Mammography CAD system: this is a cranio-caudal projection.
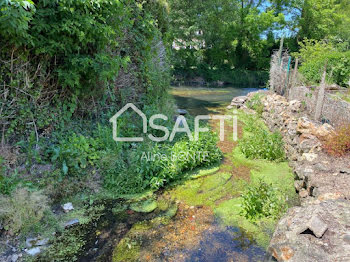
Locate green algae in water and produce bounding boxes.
[112,216,171,262]
[214,197,276,248]
[113,236,141,262]
[130,199,158,213]
[120,190,154,202]
[113,105,298,260]
[169,172,241,207]
[231,147,297,204]
[167,149,296,248]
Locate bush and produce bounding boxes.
[323,124,350,156]
[103,131,222,193]
[48,133,101,176]
[241,180,286,220]
[239,128,285,161]
[296,40,350,87]
[0,188,49,234]
[0,170,21,196]
[0,1,171,144]
[246,93,265,115]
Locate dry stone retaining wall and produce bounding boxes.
[232,92,350,262]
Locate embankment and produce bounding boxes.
[231,92,350,261]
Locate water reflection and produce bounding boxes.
[171,86,260,115]
[186,226,266,262]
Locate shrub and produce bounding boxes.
[239,129,285,161]
[323,124,350,156]
[48,133,101,176]
[0,188,49,234]
[296,40,350,87]
[103,131,223,193]
[241,180,286,220]
[0,169,21,196]
[148,131,223,189]
[0,1,171,144]
[246,93,265,116]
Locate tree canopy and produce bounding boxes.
[168,0,350,83]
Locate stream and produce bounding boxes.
[88,86,296,262]
[171,86,259,115]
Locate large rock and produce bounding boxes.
[62,202,74,213]
[229,96,248,108]
[298,135,321,154]
[268,200,350,262]
[314,124,334,139]
[297,117,334,139]
[297,117,317,135]
[289,100,302,112]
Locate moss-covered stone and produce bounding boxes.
[130,199,158,213]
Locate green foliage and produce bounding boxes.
[41,231,85,262]
[48,133,101,176]
[169,0,350,82]
[39,204,105,261]
[241,179,286,220]
[22,0,129,90]
[140,131,222,190]
[0,188,49,234]
[169,0,285,76]
[239,121,285,162]
[103,131,222,194]
[0,0,35,46]
[295,0,343,40]
[0,169,21,195]
[0,0,171,144]
[246,93,265,115]
[296,40,350,87]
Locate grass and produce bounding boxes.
[334,90,350,103]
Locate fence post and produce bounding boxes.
[288,58,299,98]
[278,36,284,66]
[283,56,292,96]
[315,62,328,121]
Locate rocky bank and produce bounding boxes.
[230,92,350,262]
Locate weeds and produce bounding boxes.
[103,131,223,193]
[239,129,285,161]
[246,93,265,116]
[0,169,21,195]
[0,188,49,234]
[241,180,286,220]
[48,133,101,176]
[323,124,350,156]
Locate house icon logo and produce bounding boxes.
[110,103,238,143]
[109,103,147,142]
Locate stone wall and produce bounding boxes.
[234,92,350,262]
[289,86,350,126]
